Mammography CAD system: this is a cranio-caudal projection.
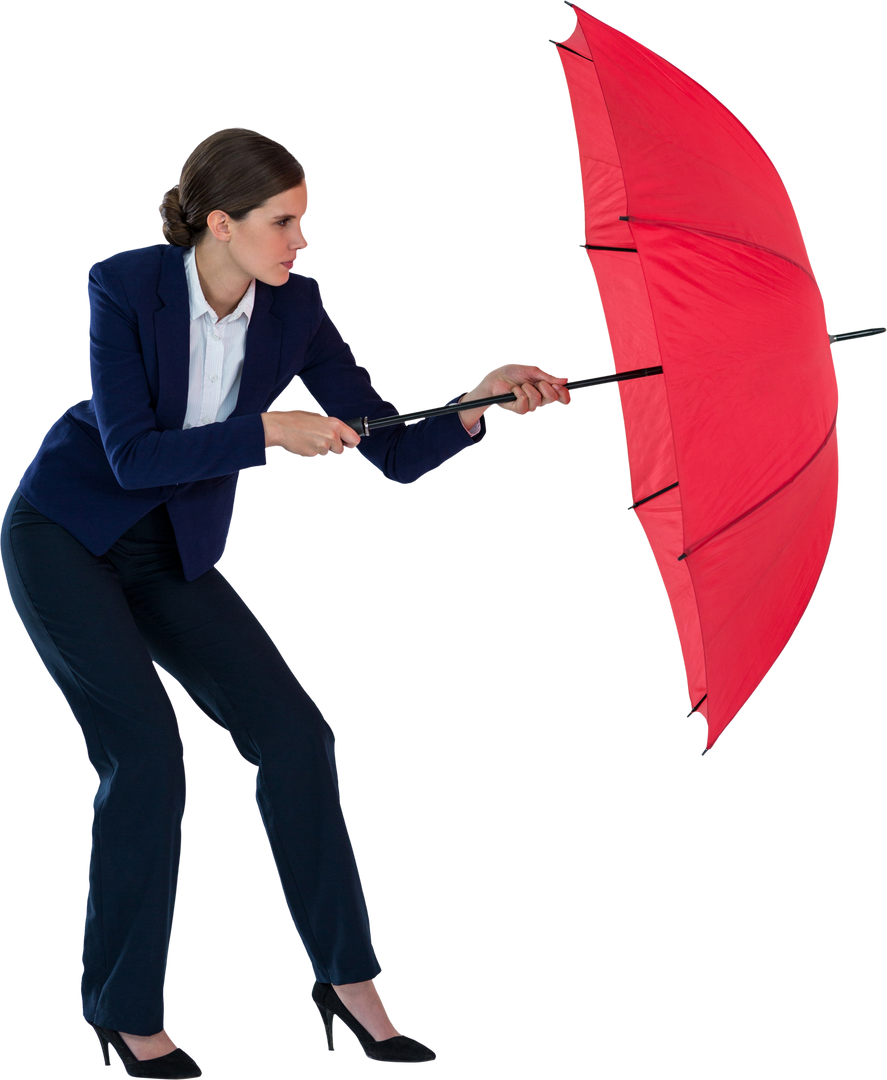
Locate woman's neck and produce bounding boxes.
[193,241,252,318]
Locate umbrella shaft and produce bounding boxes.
[358,364,664,433]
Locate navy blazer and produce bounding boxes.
[20,244,484,580]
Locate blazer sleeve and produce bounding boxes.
[291,278,488,486]
[89,260,267,490]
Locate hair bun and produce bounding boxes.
[156,189,193,249]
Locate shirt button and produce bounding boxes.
[212,333,221,341]
[201,417,212,425]
[209,374,219,382]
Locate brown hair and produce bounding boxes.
[159,128,305,247]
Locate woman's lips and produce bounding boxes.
[282,260,294,269]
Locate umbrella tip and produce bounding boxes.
[702,747,710,756]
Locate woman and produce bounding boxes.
[1,128,570,1078]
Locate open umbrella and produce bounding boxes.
[346,6,881,753]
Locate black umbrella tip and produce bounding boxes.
[701,747,710,756]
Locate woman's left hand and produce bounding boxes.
[457,365,571,432]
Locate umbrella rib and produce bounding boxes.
[678,406,838,565]
[617,212,812,282]
[550,40,592,63]
[622,483,678,511]
[583,243,635,252]
[687,694,707,717]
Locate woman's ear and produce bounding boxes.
[205,209,233,243]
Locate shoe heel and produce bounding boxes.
[313,997,337,1049]
[85,1023,113,1067]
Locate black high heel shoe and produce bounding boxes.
[86,1021,202,1078]
[312,982,436,1062]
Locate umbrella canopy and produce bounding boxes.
[555,6,839,750]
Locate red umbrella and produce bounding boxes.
[346,6,881,752]
[551,4,874,751]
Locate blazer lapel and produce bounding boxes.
[152,247,282,429]
[230,280,282,417]
[154,245,190,431]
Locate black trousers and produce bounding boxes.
[2,491,380,1035]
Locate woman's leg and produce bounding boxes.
[1,493,186,1036]
[118,532,381,988]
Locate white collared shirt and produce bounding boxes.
[182,246,256,430]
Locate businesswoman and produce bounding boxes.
[1,128,570,1078]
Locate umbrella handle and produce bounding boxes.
[345,390,530,436]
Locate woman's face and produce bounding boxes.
[222,182,308,286]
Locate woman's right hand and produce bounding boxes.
[261,410,361,456]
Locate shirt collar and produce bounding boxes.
[183,245,256,325]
